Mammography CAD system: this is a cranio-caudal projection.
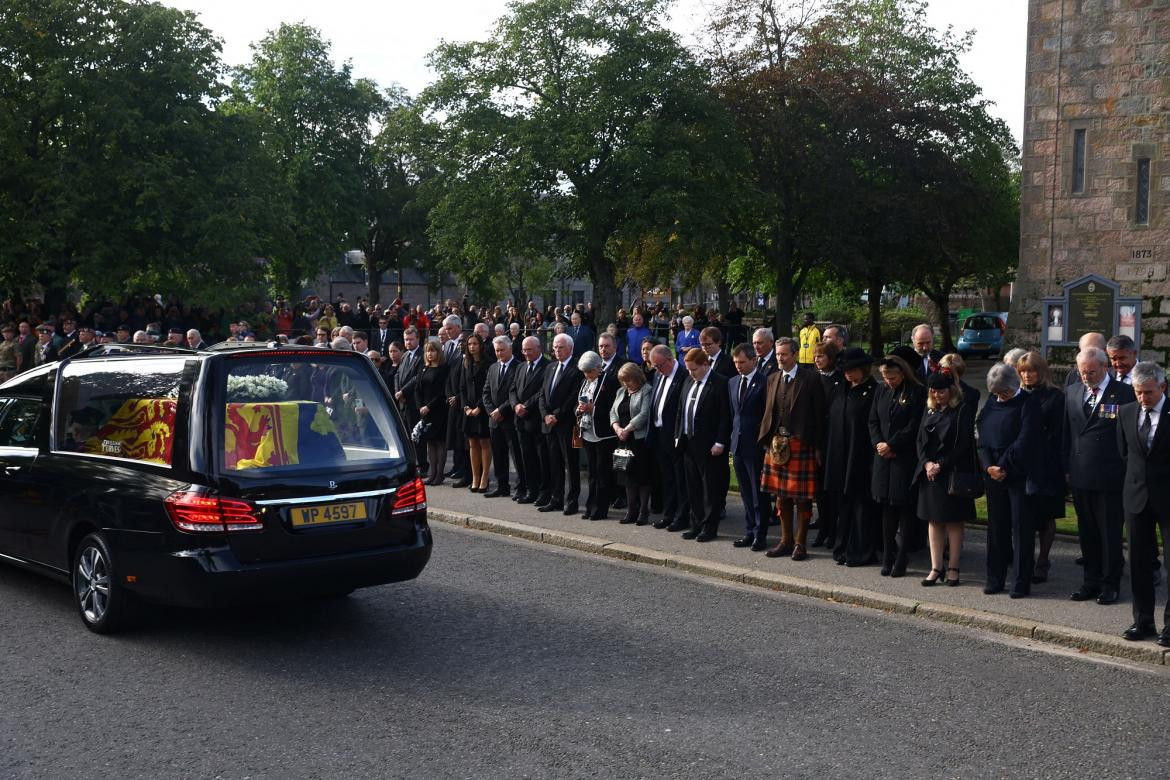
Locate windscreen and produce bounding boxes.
[221,354,404,474]
[964,316,999,331]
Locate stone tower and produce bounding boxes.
[1011,0,1170,361]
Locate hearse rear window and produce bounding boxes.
[220,355,404,474]
[55,358,185,465]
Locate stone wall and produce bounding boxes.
[1011,0,1170,363]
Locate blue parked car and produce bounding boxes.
[956,312,1006,358]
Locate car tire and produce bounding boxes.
[73,532,139,634]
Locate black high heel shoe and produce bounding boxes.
[921,568,943,586]
[945,567,961,587]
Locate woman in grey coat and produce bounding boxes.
[610,361,654,524]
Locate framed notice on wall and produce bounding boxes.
[1041,274,1142,357]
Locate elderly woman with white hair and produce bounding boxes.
[977,362,1042,598]
[1002,347,1027,367]
[576,350,619,520]
[675,315,699,360]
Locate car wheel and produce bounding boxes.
[73,532,139,634]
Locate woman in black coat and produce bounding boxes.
[811,340,845,549]
[1016,351,1066,584]
[915,371,978,586]
[977,362,1041,598]
[869,355,926,577]
[461,333,492,492]
[824,348,880,567]
[415,339,450,485]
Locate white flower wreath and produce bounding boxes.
[226,374,289,402]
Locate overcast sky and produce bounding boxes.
[170,0,1028,144]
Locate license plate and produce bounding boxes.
[971,343,988,350]
[290,501,368,527]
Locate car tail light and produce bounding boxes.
[166,490,264,533]
[391,478,427,516]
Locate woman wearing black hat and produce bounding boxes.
[915,369,978,586]
[869,354,926,577]
[824,347,880,566]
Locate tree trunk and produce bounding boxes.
[932,290,956,351]
[772,272,795,339]
[588,248,621,327]
[716,280,731,319]
[867,273,883,357]
[366,263,382,306]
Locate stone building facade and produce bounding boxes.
[1011,0,1170,362]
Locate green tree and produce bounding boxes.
[420,0,737,324]
[225,23,384,302]
[0,0,268,309]
[355,89,433,306]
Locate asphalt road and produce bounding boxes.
[2,524,1168,779]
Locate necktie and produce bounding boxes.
[528,361,535,378]
[785,372,792,385]
[1140,409,1153,450]
[1084,387,1097,417]
[739,374,748,405]
[686,381,701,435]
[551,361,563,391]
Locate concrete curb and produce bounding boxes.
[428,509,1170,668]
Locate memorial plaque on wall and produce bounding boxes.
[1067,278,1116,337]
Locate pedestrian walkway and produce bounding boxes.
[426,484,1170,666]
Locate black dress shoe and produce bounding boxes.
[1123,622,1157,641]
[581,510,594,520]
[666,522,688,532]
[483,487,509,498]
[534,494,551,507]
[695,531,716,542]
[1158,629,1170,648]
[681,530,699,540]
[751,538,768,552]
[983,583,1004,595]
[1009,589,1029,599]
[1069,587,1101,602]
[612,497,627,510]
[538,503,563,513]
[591,513,609,521]
[562,503,579,516]
[1096,589,1120,605]
[451,479,471,489]
[732,535,755,548]
[515,495,535,504]
[619,515,635,524]
[653,518,672,529]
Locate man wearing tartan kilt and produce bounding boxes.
[757,337,828,561]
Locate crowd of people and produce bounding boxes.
[4,291,1168,646]
[386,312,1169,649]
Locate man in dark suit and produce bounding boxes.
[510,336,549,504]
[752,327,777,377]
[1117,361,1170,645]
[539,333,582,515]
[370,314,393,356]
[569,311,595,358]
[394,327,427,473]
[729,343,769,550]
[647,344,689,531]
[700,326,736,379]
[674,347,732,542]
[910,323,942,384]
[482,335,523,498]
[1066,346,1134,604]
[597,332,629,509]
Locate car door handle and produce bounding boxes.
[4,466,22,475]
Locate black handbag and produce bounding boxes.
[612,447,634,471]
[946,470,984,499]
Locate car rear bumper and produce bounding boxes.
[111,523,433,607]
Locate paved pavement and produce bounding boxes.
[1,523,1167,778]
[426,482,1168,662]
